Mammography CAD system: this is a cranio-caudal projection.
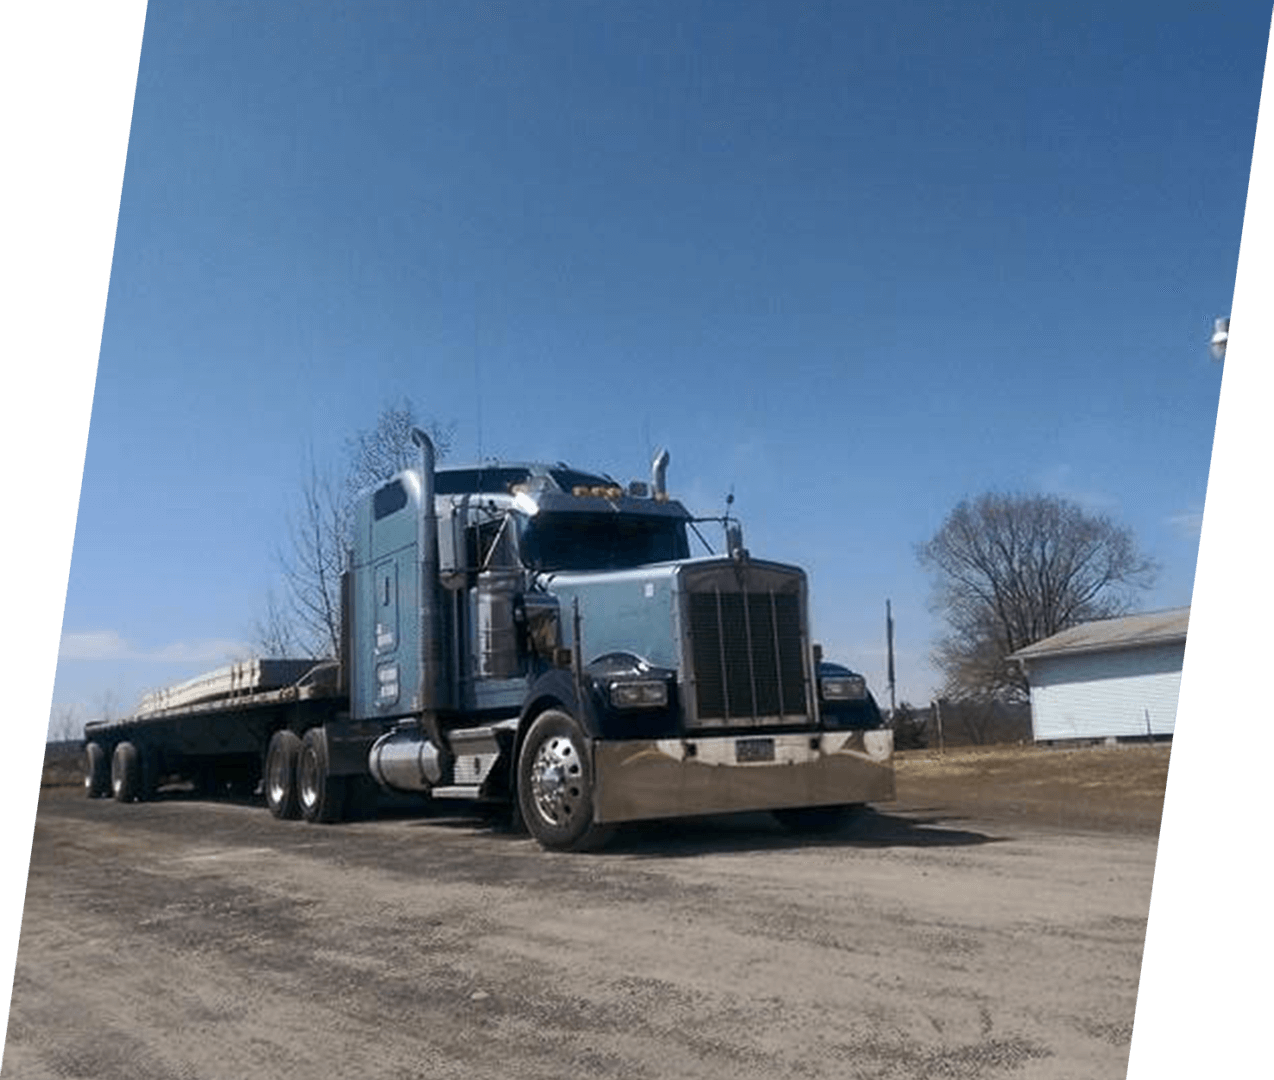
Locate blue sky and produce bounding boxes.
[48,0,1265,729]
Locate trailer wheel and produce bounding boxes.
[111,742,140,803]
[264,730,301,820]
[84,742,109,798]
[517,710,612,852]
[771,804,860,835]
[297,728,346,824]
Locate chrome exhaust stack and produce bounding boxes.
[651,448,669,498]
[412,427,443,716]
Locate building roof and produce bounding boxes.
[1009,607,1190,663]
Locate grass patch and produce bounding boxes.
[893,742,1171,834]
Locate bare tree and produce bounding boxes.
[259,400,453,658]
[47,703,81,744]
[341,401,455,506]
[95,689,121,724]
[918,492,1157,702]
[891,701,927,751]
[275,458,348,658]
[253,586,300,660]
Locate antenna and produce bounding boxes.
[474,346,483,464]
[719,486,746,559]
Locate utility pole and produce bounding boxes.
[885,599,897,722]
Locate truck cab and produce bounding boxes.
[346,435,893,849]
[349,460,693,720]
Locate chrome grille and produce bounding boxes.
[687,587,807,726]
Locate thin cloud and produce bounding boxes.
[1035,464,1119,513]
[1168,508,1205,539]
[150,638,253,663]
[59,631,251,664]
[58,630,132,661]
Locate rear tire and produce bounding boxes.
[84,742,109,798]
[111,742,140,803]
[297,728,346,824]
[264,730,302,820]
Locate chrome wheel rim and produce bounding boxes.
[267,751,289,807]
[297,749,317,810]
[529,734,584,826]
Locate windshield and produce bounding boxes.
[435,467,531,495]
[519,512,689,572]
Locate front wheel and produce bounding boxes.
[517,710,612,852]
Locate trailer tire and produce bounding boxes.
[517,709,612,852]
[111,742,140,803]
[771,804,860,835]
[297,728,346,824]
[84,742,109,798]
[265,730,302,820]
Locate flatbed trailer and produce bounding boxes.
[83,661,345,802]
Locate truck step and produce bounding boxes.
[430,785,482,800]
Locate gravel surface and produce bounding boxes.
[5,786,1157,1079]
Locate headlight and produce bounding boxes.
[820,676,867,701]
[608,679,669,709]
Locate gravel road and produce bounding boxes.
[5,788,1156,1079]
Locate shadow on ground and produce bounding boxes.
[129,786,1003,856]
[395,804,1001,856]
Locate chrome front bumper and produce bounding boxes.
[591,729,895,824]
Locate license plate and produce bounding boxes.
[736,737,775,763]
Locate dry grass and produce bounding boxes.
[40,742,83,789]
[894,742,1171,834]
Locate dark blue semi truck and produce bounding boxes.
[84,432,894,850]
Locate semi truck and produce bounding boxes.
[83,432,894,850]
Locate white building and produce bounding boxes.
[1009,608,1189,742]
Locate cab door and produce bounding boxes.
[353,476,420,718]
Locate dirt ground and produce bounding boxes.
[6,744,1168,1079]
